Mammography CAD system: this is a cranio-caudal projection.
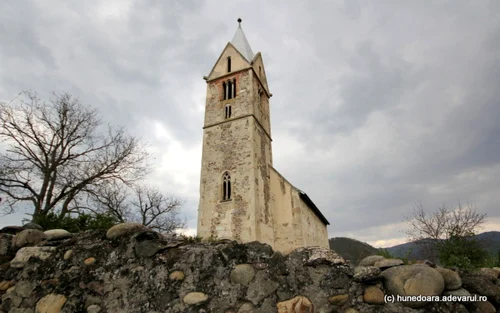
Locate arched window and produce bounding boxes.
[225,105,232,119]
[227,57,231,73]
[222,171,231,200]
[222,82,227,100]
[227,80,233,99]
[233,78,236,97]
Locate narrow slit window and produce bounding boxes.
[233,79,236,97]
[222,82,227,100]
[225,105,232,119]
[222,171,231,200]
[227,80,233,99]
[227,57,231,72]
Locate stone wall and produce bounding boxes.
[2,223,498,313]
[270,167,329,252]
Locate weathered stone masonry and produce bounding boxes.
[197,21,330,253]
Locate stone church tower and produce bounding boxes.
[198,19,329,253]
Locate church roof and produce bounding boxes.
[231,19,254,62]
[298,190,330,226]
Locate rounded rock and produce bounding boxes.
[467,301,496,313]
[443,288,470,297]
[374,258,404,269]
[0,280,14,292]
[22,222,43,231]
[305,246,346,265]
[461,276,500,303]
[0,225,25,235]
[36,293,67,313]
[106,223,148,240]
[277,296,313,312]
[15,280,35,297]
[353,266,381,282]
[10,246,56,268]
[435,267,462,290]
[382,264,445,308]
[358,255,385,267]
[87,305,101,313]
[12,229,46,249]
[183,292,208,305]
[44,229,71,240]
[63,250,73,260]
[237,302,254,313]
[169,270,185,281]
[328,294,349,305]
[230,264,256,286]
[363,285,385,304]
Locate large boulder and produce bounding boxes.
[106,223,148,240]
[10,246,57,268]
[22,222,43,231]
[461,275,500,304]
[0,226,24,235]
[353,266,381,282]
[382,264,445,308]
[358,255,384,267]
[44,229,72,241]
[435,267,462,290]
[12,229,46,250]
[291,246,345,266]
[374,258,404,269]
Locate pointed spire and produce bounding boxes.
[231,18,254,62]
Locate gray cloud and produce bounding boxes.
[1,0,499,245]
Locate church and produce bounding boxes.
[197,19,329,253]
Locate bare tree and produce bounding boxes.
[404,202,487,261]
[86,182,185,233]
[0,91,150,220]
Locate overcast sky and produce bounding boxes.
[1,0,499,247]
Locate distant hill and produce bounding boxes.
[330,231,500,265]
[329,237,378,265]
[385,231,500,259]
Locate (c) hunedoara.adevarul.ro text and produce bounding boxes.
[384,294,487,303]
